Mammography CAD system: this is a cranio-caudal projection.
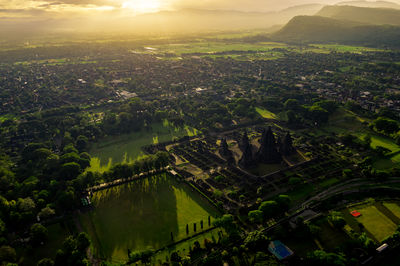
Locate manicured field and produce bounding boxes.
[310,44,384,53]
[255,107,279,120]
[383,203,400,219]
[80,173,220,263]
[344,205,398,242]
[88,121,198,171]
[151,42,287,55]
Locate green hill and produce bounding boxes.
[336,1,400,9]
[272,15,400,47]
[316,5,400,26]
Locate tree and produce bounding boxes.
[213,214,236,235]
[284,99,300,111]
[258,201,279,219]
[307,105,329,124]
[0,245,16,263]
[76,232,90,253]
[373,117,399,134]
[289,177,302,187]
[18,197,36,212]
[358,232,375,251]
[308,223,321,236]
[60,162,82,180]
[328,211,346,229]
[248,210,263,224]
[37,258,54,266]
[276,195,291,211]
[30,223,48,245]
[76,135,88,152]
[128,249,154,264]
[0,219,5,235]
[243,230,269,251]
[307,250,347,266]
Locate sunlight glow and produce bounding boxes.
[122,0,161,13]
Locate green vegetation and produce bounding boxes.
[287,183,315,204]
[152,227,224,264]
[150,42,286,56]
[255,107,279,120]
[18,222,74,265]
[383,203,400,219]
[368,134,400,153]
[80,173,219,262]
[343,203,399,242]
[88,121,198,170]
[310,44,384,53]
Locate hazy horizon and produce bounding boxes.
[2,0,400,19]
[1,0,400,38]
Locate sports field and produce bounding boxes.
[87,121,199,172]
[79,173,220,262]
[342,202,400,242]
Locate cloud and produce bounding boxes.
[169,0,336,11]
[31,0,118,6]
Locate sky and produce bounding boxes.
[0,0,399,20]
[0,0,379,18]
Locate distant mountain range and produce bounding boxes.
[336,0,400,9]
[2,1,400,44]
[272,5,400,47]
[125,5,324,33]
[316,5,400,25]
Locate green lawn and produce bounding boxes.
[255,107,279,120]
[392,153,400,163]
[287,184,315,205]
[310,44,384,53]
[318,178,340,189]
[346,205,398,242]
[151,42,286,55]
[80,173,220,263]
[368,135,400,153]
[87,121,199,172]
[373,156,400,170]
[383,203,400,220]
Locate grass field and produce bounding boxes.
[148,42,287,55]
[318,178,340,189]
[287,183,315,205]
[383,203,400,220]
[87,121,199,172]
[80,173,220,263]
[255,107,279,120]
[310,44,384,53]
[343,203,399,243]
[369,135,400,153]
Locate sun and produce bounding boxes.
[122,0,161,13]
